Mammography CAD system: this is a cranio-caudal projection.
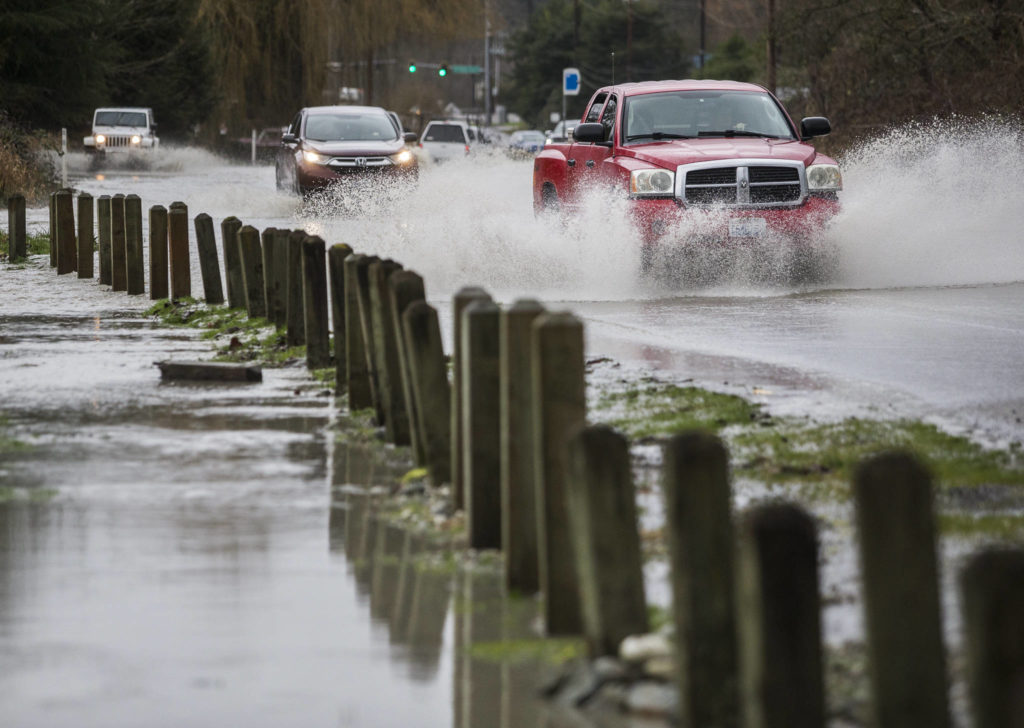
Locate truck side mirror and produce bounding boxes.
[282,133,298,145]
[800,117,831,139]
[573,122,606,144]
[403,132,418,143]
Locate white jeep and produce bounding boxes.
[83,107,160,153]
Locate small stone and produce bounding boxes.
[626,681,678,718]
[592,656,627,682]
[620,632,672,663]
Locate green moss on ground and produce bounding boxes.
[0,229,51,259]
[469,638,585,666]
[939,513,1024,540]
[0,486,58,504]
[595,383,761,438]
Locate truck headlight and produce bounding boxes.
[807,163,842,192]
[130,135,141,145]
[390,149,414,165]
[95,134,106,145]
[302,150,329,164]
[630,168,675,196]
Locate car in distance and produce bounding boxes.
[544,119,577,145]
[83,107,159,154]
[507,130,547,158]
[532,80,841,278]
[417,120,471,163]
[275,105,418,196]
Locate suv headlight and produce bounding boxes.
[630,168,675,196]
[302,150,329,164]
[130,135,142,145]
[390,149,414,165]
[95,134,106,145]
[807,163,842,192]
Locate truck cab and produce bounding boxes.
[84,108,160,154]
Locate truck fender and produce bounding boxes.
[533,147,570,214]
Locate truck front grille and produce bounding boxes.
[104,136,133,148]
[679,161,805,207]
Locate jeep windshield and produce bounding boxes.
[623,90,795,143]
[304,113,398,143]
[95,111,148,127]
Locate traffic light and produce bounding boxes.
[438,64,448,77]
[408,61,417,73]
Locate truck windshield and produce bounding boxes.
[623,91,795,142]
[304,113,398,142]
[95,111,148,127]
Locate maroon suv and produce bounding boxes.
[275,105,418,196]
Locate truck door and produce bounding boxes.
[567,93,617,204]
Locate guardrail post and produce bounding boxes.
[148,206,168,299]
[302,235,330,369]
[369,259,408,443]
[663,431,739,728]
[389,270,426,462]
[285,230,306,345]
[500,298,545,594]
[567,424,648,656]
[220,216,244,308]
[736,502,823,728]
[854,452,949,728]
[402,301,451,486]
[194,213,223,304]
[7,193,26,262]
[354,255,384,423]
[76,192,93,277]
[124,194,145,295]
[533,311,586,635]
[263,228,287,325]
[55,189,76,275]
[960,548,1024,728]
[168,201,191,299]
[452,287,492,511]
[343,253,373,409]
[463,299,502,549]
[327,243,353,393]
[48,192,57,267]
[97,195,112,285]
[237,225,266,318]
[111,194,128,289]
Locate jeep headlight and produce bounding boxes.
[302,150,329,164]
[95,134,106,145]
[630,168,675,196]
[806,163,842,192]
[390,149,414,165]
[130,135,141,145]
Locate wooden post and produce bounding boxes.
[736,502,823,728]
[451,287,492,511]
[354,254,383,424]
[533,311,586,635]
[343,253,373,410]
[960,548,1024,728]
[369,259,408,443]
[76,192,93,277]
[286,230,306,345]
[168,201,191,299]
[194,213,224,304]
[302,235,330,369]
[262,227,287,325]
[402,301,451,486]
[463,299,502,550]
[220,216,244,308]
[55,190,76,275]
[111,194,127,289]
[567,424,648,656]
[124,194,145,295]
[148,206,169,300]
[663,431,739,728]
[388,270,427,462]
[854,452,949,728]
[48,192,56,267]
[328,243,353,393]
[97,195,112,285]
[237,225,266,318]
[7,193,26,261]
[500,298,546,595]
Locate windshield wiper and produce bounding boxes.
[697,130,782,138]
[625,132,694,141]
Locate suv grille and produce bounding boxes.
[104,136,133,148]
[681,163,803,207]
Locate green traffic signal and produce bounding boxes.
[408,62,417,73]
[438,65,448,77]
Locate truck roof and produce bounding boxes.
[94,107,153,113]
[602,79,770,97]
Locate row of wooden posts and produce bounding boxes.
[10,189,1024,728]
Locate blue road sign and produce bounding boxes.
[563,67,581,96]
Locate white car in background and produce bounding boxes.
[83,107,160,154]
[417,120,471,162]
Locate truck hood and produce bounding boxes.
[625,138,824,168]
[306,140,404,156]
[93,125,151,134]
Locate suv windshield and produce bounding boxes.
[423,124,467,143]
[623,90,795,142]
[304,113,397,142]
[95,111,148,127]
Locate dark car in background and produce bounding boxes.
[275,105,418,196]
[507,130,546,158]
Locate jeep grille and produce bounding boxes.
[678,160,805,207]
[103,135,134,148]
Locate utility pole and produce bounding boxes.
[626,0,633,82]
[699,0,706,72]
[484,0,491,125]
[767,0,777,94]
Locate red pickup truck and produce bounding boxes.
[533,80,842,277]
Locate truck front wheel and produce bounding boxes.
[537,183,560,217]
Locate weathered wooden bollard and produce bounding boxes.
[301,235,330,369]
[960,548,1024,728]
[343,253,373,410]
[148,206,168,299]
[354,254,383,424]
[124,194,145,295]
[55,190,76,275]
[663,431,739,728]
[194,213,224,304]
[220,216,244,308]
[262,228,287,326]
[76,192,93,277]
[237,225,266,318]
[533,311,587,635]
[285,230,306,346]
[854,452,949,728]
[7,193,26,261]
[500,298,546,594]
[463,299,502,549]
[451,287,492,511]
[736,502,823,728]
[48,192,57,267]
[388,270,427,461]
[168,201,191,299]
[97,195,112,285]
[327,244,353,392]
[402,301,451,486]
[369,259,408,443]
[567,424,648,656]
[110,194,127,290]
